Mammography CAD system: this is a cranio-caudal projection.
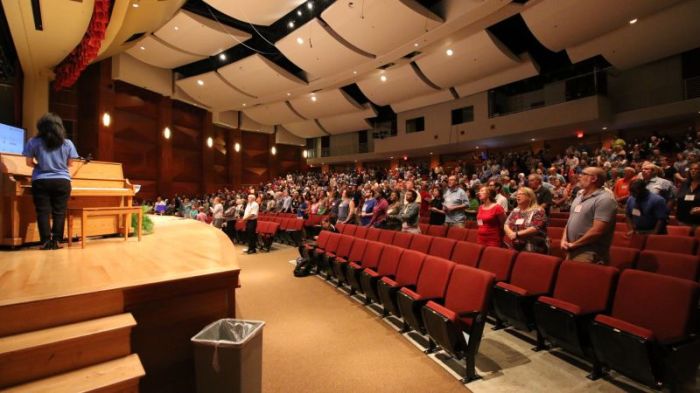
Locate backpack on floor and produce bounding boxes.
[293,257,313,277]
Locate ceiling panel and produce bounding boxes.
[203,0,306,26]
[243,101,305,125]
[321,0,442,56]
[240,113,274,133]
[275,18,374,81]
[288,89,362,119]
[318,105,376,134]
[357,62,438,106]
[218,54,306,99]
[521,0,683,52]
[176,71,255,110]
[455,56,539,98]
[391,90,455,113]
[567,0,700,70]
[126,35,205,69]
[415,30,519,89]
[155,10,251,57]
[282,119,328,138]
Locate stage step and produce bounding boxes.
[0,354,145,393]
[0,314,137,389]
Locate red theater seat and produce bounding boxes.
[422,265,495,383]
[666,225,691,236]
[377,250,427,318]
[590,270,700,389]
[377,229,396,245]
[612,233,646,250]
[360,245,403,304]
[644,235,697,255]
[342,224,357,236]
[397,256,455,333]
[365,227,381,241]
[492,252,561,331]
[608,246,639,270]
[408,234,433,254]
[354,225,368,239]
[347,241,384,295]
[534,262,618,376]
[318,233,342,278]
[428,237,457,260]
[328,235,355,284]
[636,250,700,281]
[427,225,447,237]
[449,241,483,268]
[392,232,414,249]
[477,247,517,282]
[333,238,368,285]
[419,223,429,234]
[336,222,346,234]
[465,229,478,243]
[446,227,469,241]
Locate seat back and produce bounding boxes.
[552,261,618,314]
[611,233,646,249]
[428,237,457,260]
[465,229,478,243]
[549,218,568,227]
[636,250,700,281]
[614,222,627,232]
[450,241,483,267]
[361,241,385,270]
[376,245,404,276]
[392,232,414,249]
[393,250,427,286]
[343,224,358,236]
[267,222,280,234]
[316,230,331,248]
[347,238,368,262]
[645,235,697,255]
[509,252,562,295]
[325,232,342,254]
[611,270,700,342]
[336,222,346,234]
[478,247,517,282]
[335,235,355,259]
[255,221,268,234]
[415,256,456,299]
[666,225,691,237]
[427,225,447,237]
[409,234,433,254]
[443,266,495,320]
[419,223,429,234]
[608,246,639,270]
[446,227,468,241]
[378,229,396,244]
[279,218,291,230]
[365,227,381,241]
[354,225,369,239]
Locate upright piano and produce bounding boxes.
[0,153,136,246]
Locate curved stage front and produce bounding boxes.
[0,215,241,392]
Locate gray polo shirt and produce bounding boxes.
[646,176,676,202]
[443,186,468,224]
[566,188,617,257]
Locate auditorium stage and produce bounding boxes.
[0,215,241,392]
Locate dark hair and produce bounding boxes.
[36,113,66,151]
[480,186,497,202]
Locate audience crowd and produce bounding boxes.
[146,129,700,263]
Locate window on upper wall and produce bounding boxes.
[405,117,424,134]
[451,105,474,125]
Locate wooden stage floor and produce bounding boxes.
[0,215,240,306]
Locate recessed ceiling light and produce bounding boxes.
[196,80,204,86]
[219,53,226,61]
[629,18,638,24]
[288,21,295,28]
[132,2,139,8]
[353,70,357,75]
[380,75,387,82]
[530,138,536,141]
[242,103,247,107]
[174,26,179,31]
[139,46,145,50]
[414,43,419,47]
[296,37,304,45]
[446,49,454,56]
[287,92,291,96]
[311,95,317,102]
[297,10,302,16]
[307,1,313,10]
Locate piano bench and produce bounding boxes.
[67,207,143,248]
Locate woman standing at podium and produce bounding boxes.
[22,113,79,250]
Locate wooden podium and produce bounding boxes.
[0,153,136,246]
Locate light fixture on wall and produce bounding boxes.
[302,150,308,158]
[102,112,111,127]
[271,146,277,155]
[163,127,171,139]
[207,137,214,148]
[234,142,241,152]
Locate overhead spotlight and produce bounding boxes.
[446,48,454,56]
[242,103,247,107]
[234,142,241,152]
[296,37,304,45]
[297,10,302,16]
[353,70,357,75]
[629,18,638,24]
[174,26,179,31]
[197,80,204,86]
[475,146,479,149]
[207,137,213,148]
[287,92,291,96]
[311,95,317,102]
[288,21,295,28]
[139,46,145,50]
[380,75,387,82]
[163,127,171,139]
[414,43,419,47]
[307,1,313,10]
[132,1,140,8]
[219,53,226,61]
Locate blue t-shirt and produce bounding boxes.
[22,137,79,181]
[626,193,668,232]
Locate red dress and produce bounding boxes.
[477,204,505,247]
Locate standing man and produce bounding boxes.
[528,174,553,216]
[561,167,618,263]
[443,175,469,227]
[625,179,668,235]
[242,194,259,254]
[641,162,676,210]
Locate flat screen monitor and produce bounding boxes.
[0,123,25,154]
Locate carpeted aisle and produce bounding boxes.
[234,245,469,393]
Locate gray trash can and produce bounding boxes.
[192,319,265,393]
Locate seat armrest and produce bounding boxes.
[457,310,481,318]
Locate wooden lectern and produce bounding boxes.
[0,153,136,246]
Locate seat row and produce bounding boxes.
[305,229,700,390]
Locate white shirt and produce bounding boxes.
[210,203,224,219]
[243,201,259,220]
[495,193,509,212]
